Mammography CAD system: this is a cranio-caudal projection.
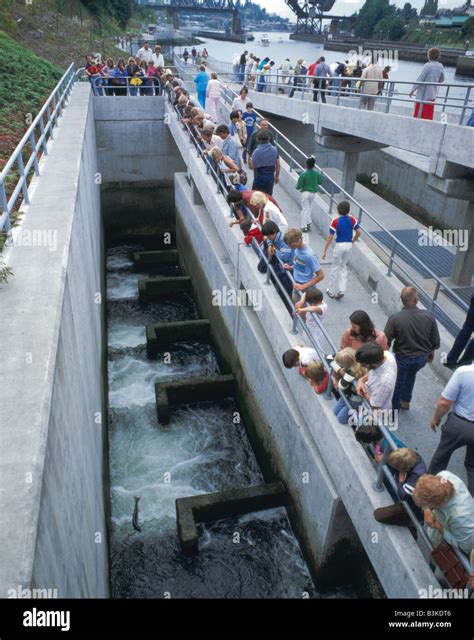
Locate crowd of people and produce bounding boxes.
[169,73,474,586]
[182,47,473,124]
[84,44,171,95]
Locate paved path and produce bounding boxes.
[271,179,466,484]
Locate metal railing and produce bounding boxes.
[211,70,474,125]
[77,68,163,96]
[175,54,474,125]
[173,55,469,336]
[0,64,77,240]
[167,82,473,588]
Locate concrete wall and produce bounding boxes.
[247,89,474,168]
[168,106,439,597]
[93,97,185,186]
[176,177,363,589]
[0,84,108,597]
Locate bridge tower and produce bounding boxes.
[285,0,336,36]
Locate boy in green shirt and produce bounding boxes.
[296,156,324,233]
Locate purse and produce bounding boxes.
[431,541,469,589]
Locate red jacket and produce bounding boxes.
[244,225,264,246]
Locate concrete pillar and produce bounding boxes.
[452,201,474,286]
[342,151,359,196]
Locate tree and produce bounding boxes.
[398,2,417,22]
[461,16,474,38]
[353,0,391,38]
[374,15,406,40]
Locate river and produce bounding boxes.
[183,30,472,86]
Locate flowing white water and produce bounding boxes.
[106,242,353,599]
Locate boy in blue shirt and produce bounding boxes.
[322,200,361,300]
[283,228,324,302]
[262,220,294,299]
[243,102,257,164]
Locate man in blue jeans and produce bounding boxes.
[384,286,440,411]
[445,293,474,369]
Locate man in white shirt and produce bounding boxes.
[136,42,153,64]
[429,363,474,495]
[152,45,164,69]
[360,58,383,111]
[356,343,397,412]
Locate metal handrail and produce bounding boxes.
[213,70,473,123]
[209,80,470,330]
[168,67,474,583]
[0,64,77,238]
[76,69,163,96]
[174,53,470,333]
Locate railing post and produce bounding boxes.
[0,180,8,217]
[460,86,471,126]
[387,241,397,277]
[328,182,334,215]
[358,206,363,224]
[39,114,48,155]
[385,81,394,114]
[17,153,29,204]
[441,84,450,114]
[30,131,40,176]
[430,281,441,312]
[291,313,298,335]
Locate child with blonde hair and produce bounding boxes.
[327,347,366,424]
[304,360,329,394]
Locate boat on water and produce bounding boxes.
[278,37,284,44]
[260,34,270,46]
[246,33,255,41]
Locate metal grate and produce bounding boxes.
[371,229,455,279]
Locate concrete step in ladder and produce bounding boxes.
[155,374,235,425]
[176,482,288,555]
[133,249,179,271]
[146,319,211,359]
[138,276,192,303]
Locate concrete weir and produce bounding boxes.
[133,249,179,270]
[155,375,236,425]
[146,319,211,359]
[138,275,192,302]
[176,483,288,555]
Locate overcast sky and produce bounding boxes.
[256,0,464,19]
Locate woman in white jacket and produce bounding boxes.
[206,72,222,123]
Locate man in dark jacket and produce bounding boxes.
[374,447,427,526]
[384,286,440,411]
[445,293,474,369]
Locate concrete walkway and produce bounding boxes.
[271,179,466,485]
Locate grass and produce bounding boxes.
[0,0,139,281]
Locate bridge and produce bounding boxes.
[140,0,242,33]
[285,0,356,38]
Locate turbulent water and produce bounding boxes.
[106,243,352,599]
